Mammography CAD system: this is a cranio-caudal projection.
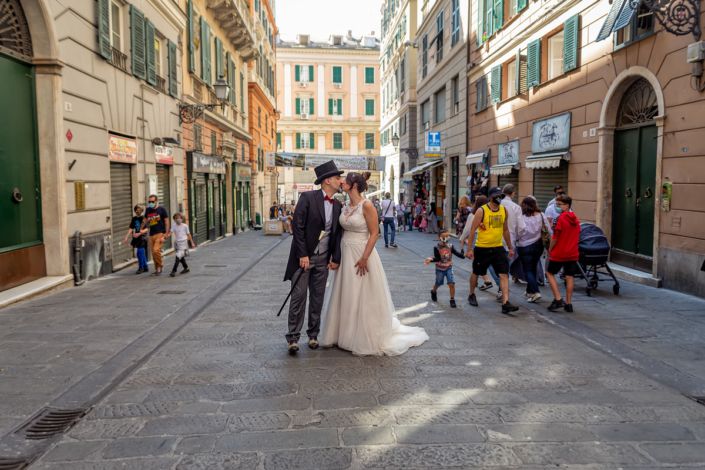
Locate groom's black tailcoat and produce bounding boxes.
[284,190,344,282]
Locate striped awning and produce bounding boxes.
[466,150,489,165]
[403,159,444,177]
[525,152,570,169]
[596,0,638,41]
[490,162,520,176]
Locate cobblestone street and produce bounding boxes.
[2,230,705,469]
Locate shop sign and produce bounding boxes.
[266,152,382,171]
[294,183,315,192]
[425,131,442,157]
[498,140,519,165]
[190,152,227,174]
[532,112,571,153]
[108,135,137,163]
[155,145,174,165]
[236,163,252,181]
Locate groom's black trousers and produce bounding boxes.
[286,252,329,342]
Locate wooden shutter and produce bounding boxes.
[517,0,527,12]
[215,37,223,78]
[328,98,333,115]
[295,98,300,115]
[130,6,146,79]
[527,39,541,88]
[515,49,528,95]
[309,133,315,149]
[563,15,580,73]
[309,65,314,81]
[337,98,342,115]
[475,76,487,112]
[145,20,156,85]
[98,0,111,59]
[486,0,494,36]
[309,98,314,115]
[477,0,485,44]
[168,40,178,97]
[295,65,300,81]
[296,132,301,149]
[493,0,503,32]
[200,18,210,84]
[490,65,501,103]
[187,0,195,72]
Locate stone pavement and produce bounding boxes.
[12,229,704,469]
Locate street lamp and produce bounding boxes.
[179,75,231,124]
[391,133,418,158]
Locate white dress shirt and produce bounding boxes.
[501,196,525,246]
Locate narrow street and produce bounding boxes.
[1,230,705,469]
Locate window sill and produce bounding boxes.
[613,31,656,52]
[529,69,576,92]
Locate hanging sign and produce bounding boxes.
[235,163,252,182]
[190,152,227,174]
[154,145,174,165]
[498,140,520,165]
[425,131,442,157]
[108,135,137,163]
[531,112,571,153]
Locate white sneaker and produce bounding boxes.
[528,293,542,303]
[496,290,503,302]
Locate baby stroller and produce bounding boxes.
[576,223,620,296]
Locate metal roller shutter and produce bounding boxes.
[110,163,134,267]
[156,165,172,249]
[193,173,208,244]
[498,172,519,202]
[532,163,568,211]
[213,175,222,238]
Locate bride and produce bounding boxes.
[320,171,429,356]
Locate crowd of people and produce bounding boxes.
[270,202,294,234]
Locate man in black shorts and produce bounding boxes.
[546,194,581,312]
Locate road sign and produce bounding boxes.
[425,131,441,157]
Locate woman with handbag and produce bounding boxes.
[516,196,552,303]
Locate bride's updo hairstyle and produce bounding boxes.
[346,171,371,193]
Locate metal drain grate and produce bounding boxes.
[0,458,29,470]
[157,290,186,295]
[19,407,87,440]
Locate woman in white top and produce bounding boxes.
[516,196,552,303]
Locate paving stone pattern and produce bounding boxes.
[4,230,705,468]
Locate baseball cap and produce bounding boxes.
[488,186,503,197]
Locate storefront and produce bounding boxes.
[188,152,227,244]
[233,162,252,233]
[491,140,521,201]
[155,146,173,249]
[526,113,571,210]
[108,134,137,267]
[465,149,490,202]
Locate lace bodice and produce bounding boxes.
[340,202,369,234]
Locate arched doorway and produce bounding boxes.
[611,78,658,271]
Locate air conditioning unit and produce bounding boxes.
[300,113,309,120]
[334,83,342,89]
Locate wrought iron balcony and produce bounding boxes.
[109,47,129,73]
[156,75,167,94]
[206,0,258,60]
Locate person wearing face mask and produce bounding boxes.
[424,229,465,308]
[169,212,195,277]
[144,194,170,275]
[464,187,519,315]
[546,194,580,312]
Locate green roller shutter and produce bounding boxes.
[337,98,342,115]
[490,65,501,103]
[308,65,314,81]
[309,98,314,115]
[328,98,333,115]
[295,98,300,115]
[563,14,580,73]
[215,37,223,78]
[145,20,156,85]
[295,65,300,81]
[187,0,195,72]
[296,133,301,149]
[527,39,541,88]
[309,133,315,149]
[130,6,146,79]
[97,0,111,59]
[168,40,178,97]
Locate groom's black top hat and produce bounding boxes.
[314,160,344,185]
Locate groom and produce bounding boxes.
[284,161,344,353]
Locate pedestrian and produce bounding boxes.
[455,195,471,237]
[424,229,464,308]
[269,202,278,220]
[405,200,413,231]
[396,200,406,232]
[459,195,495,291]
[464,187,519,315]
[145,194,170,276]
[427,201,438,234]
[380,192,397,247]
[546,194,581,313]
[123,204,149,274]
[169,212,195,277]
[501,184,526,287]
[544,185,566,226]
[516,197,551,303]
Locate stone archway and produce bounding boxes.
[596,66,665,277]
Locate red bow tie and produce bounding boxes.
[324,195,333,202]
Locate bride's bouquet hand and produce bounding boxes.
[355,257,369,276]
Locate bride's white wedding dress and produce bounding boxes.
[320,201,429,356]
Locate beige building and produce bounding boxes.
[275,32,381,204]
[468,0,705,295]
[414,0,469,230]
[380,0,420,204]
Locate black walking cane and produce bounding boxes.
[276,230,329,317]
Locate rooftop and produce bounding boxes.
[277,30,380,50]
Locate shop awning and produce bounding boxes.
[403,159,444,177]
[367,189,385,198]
[525,152,570,169]
[596,0,637,42]
[490,162,520,176]
[466,151,488,165]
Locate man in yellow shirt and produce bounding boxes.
[465,187,519,314]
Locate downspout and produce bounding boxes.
[72,231,85,286]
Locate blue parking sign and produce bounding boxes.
[425,131,441,156]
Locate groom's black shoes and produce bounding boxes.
[287,341,299,354]
[308,337,319,349]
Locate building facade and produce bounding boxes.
[379,0,420,204]
[247,0,278,226]
[275,33,381,204]
[180,0,254,244]
[414,0,469,230]
[468,0,705,295]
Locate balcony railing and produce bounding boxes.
[109,47,129,74]
[156,75,167,94]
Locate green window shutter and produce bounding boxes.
[309,98,314,115]
[493,0,504,32]
[517,50,528,94]
[200,18,210,84]
[168,40,178,97]
[187,0,195,72]
[486,0,494,36]
[527,39,541,88]
[130,6,146,79]
[97,0,111,59]
[563,15,580,73]
[145,20,156,85]
[309,133,315,149]
[365,67,374,83]
[337,98,342,115]
[333,66,342,83]
[276,132,281,148]
[490,65,501,103]
[295,65,300,81]
[295,98,300,115]
[309,65,314,81]
[215,37,223,78]
[477,0,485,44]
[328,98,333,115]
[296,133,301,149]
[366,99,374,116]
[475,76,488,112]
[228,57,236,105]
[517,0,527,12]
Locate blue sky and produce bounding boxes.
[275,0,381,41]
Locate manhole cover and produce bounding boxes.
[0,458,30,470]
[17,407,87,440]
[157,290,186,295]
